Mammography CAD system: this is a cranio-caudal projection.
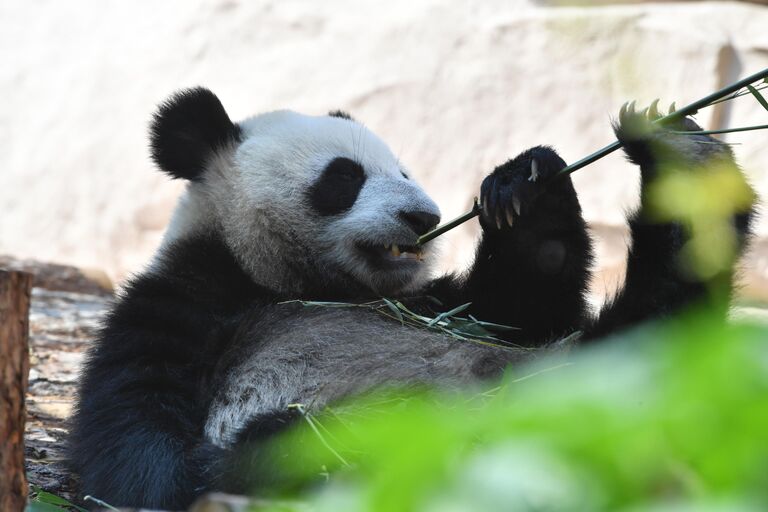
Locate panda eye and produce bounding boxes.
[338,167,360,182]
[307,157,367,216]
[328,158,365,182]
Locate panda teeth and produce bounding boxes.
[384,243,424,261]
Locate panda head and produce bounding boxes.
[150,87,441,297]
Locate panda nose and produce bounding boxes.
[399,210,441,236]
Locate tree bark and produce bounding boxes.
[0,270,33,512]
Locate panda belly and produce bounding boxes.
[204,306,534,448]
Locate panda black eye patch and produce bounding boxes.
[307,157,366,216]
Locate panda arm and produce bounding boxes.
[586,110,755,339]
[68,283,225,508]
[425,146,594,345]
[68,234,265,509]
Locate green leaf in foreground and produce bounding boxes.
[252,309,768,512]
[28,486,87,512]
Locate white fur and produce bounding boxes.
[159,110,441,296]
[204,307,536,447]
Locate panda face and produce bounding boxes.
[151,89,441,297]
[220,110,442,296]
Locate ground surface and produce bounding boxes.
[25,288,111,502]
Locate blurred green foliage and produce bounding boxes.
[648,160,755,281]
[255,311,768,512]
[27,486,86,512]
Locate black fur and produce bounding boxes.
[68,233,274,508]
[219,409,306,495]
[70,94,755,509]
[306,157,366,216]
[328,110,354,120]
[425,146,593,345]
[150,87,241,181]
[585,112,754,339]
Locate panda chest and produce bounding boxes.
[203,306,506,447]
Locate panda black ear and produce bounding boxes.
[150,87,241,181]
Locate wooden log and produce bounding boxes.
[0,270,33,512]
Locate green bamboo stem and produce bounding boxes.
[708,83,768,107]
[671,124,768,137]
[416,67,768,246]
[417,199,481,244]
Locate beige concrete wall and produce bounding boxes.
[2,1,767,300]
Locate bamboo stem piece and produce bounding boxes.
[416,67,768,246]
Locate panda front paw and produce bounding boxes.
[615,99,705,141]
[617,98,702,132]
[614,100,732,181]
[479,146,574,232]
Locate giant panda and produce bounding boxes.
[68,88,753,509]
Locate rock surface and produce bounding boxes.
[2,0,767,302]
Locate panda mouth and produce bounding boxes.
[357,242,425,264]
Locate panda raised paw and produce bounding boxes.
[616,98,703,136]
[479,146,575,232]
[613,99,734,181]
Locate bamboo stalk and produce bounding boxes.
[416,67,768,246]
[671,124,768,137]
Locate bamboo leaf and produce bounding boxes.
[472,319,521,331]
[747,84,768,112]
[393,301,432,323]
[301,301,358,308]
[83,496,119,512]
[426,314,446,327]
[671,124,768,136]
[29,486,88,512]
[444,319,494,338]
[440,302,473,318]
[426,303,472,327]
[382,298,404,325]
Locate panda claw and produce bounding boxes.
[505,207,515,227]
[512,195,522,216]
[528,158,539,182]
[495,211,504,230]
[648,98,660,119]
[620,101,631,118]
[669,101,676,114]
